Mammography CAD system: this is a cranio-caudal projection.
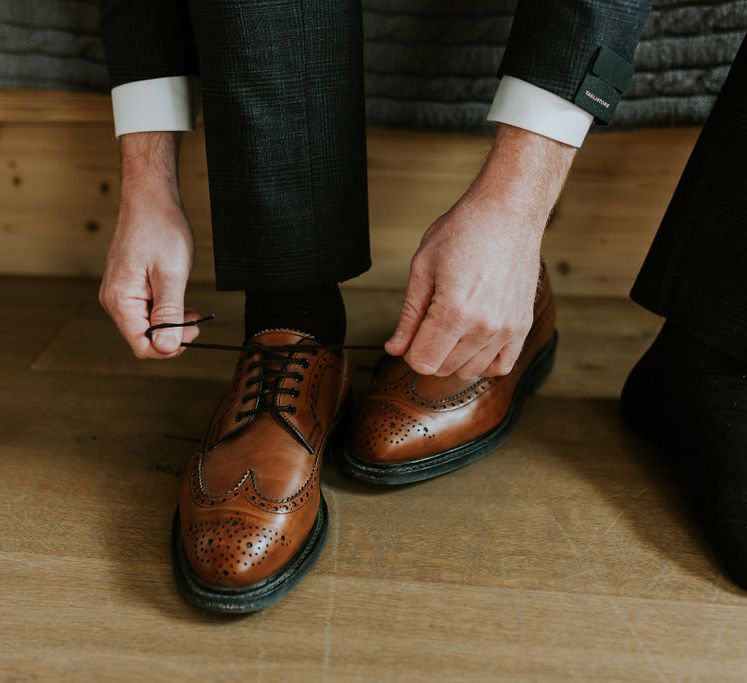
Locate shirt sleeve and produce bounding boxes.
[110,75,201,137]
[487,76,594,148]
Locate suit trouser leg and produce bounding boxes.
[631,33,747,364]
[185,0,370,292]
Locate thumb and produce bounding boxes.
[148,270,187,355]
[385,266,433,356]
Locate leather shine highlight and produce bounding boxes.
[178,330,348,589]
[351,271,556,465]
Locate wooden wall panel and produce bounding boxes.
[0,90,697,296]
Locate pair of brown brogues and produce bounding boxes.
[171,270,557,613]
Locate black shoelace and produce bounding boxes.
[145,315,384,420]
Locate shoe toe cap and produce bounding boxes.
[352,398,440,464]
[181,511,295,588]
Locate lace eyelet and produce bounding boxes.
[291,388,300,398]
[287,405,297,415]
[301,359,310,368]
[293,373,303,382]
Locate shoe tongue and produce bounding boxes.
[249,328,313,347]
[251,327,312,380]
[248,329,315,410]
[206,329,316,449]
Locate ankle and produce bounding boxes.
[244,283,346,345]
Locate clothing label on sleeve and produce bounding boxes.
[574,74,620,123]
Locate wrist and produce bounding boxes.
[475,124,576,221]
[120,132,182,200]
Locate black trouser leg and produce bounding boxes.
[631,33,747,363]
[186,0,370,292]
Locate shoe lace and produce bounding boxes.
[145,315,384,419]
[235,342,313,420]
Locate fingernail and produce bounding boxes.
[386,330,403,346]
[151,329,180,353]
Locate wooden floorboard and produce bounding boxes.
[2,276,747,682]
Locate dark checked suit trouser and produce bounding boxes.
[631,34,747,364]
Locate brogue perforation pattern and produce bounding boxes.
[185,515,292,582]
[188,452,320,513]
[356,400,439,453]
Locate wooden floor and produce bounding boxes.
[3,275,747,682]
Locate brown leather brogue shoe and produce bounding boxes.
[343,270,557,485]
[171,329,349,613]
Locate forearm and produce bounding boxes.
[119,132,183,204]
[465,124,577,235]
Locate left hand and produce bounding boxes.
[384,197,542,379]
[385,125,575,379]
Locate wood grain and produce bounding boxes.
[0,90,697,296]
[0,88,113,123]
[2,276,747,682]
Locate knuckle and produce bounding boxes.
[512,322,532,339]
[150,303,183,321]
[471,318,494,337]
[407,354,434,375]
[436,302,468,327]
[100,290,123,315]
[409,253,429,279]
[153,257,189,276]
[400,298,422,322]
[154,266,187,284]
[495,361,515,376]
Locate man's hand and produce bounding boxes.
[385,124,576,379]
[99,132,201,359]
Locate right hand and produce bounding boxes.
[99,188,201,359]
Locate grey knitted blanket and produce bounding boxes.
[2,0,745,130]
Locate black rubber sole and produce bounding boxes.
[171,496,329,615]
[341,330,558,485]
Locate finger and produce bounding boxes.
[483,338,525,378]
[433,334,491,377]
[167,307,202,357]
[108,296,156,359]
[148,269,188,355]
[385,260,433,356]
[453,338,505,380]
[403,303,464,375]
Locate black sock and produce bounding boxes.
[642,321,745,375]
[621,320,747,588]
[243,283,346,345]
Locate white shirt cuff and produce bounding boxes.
[487,76,593,148]
[111,75,200,137]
